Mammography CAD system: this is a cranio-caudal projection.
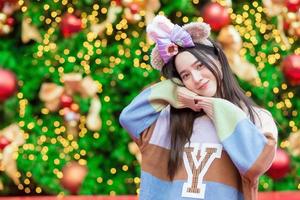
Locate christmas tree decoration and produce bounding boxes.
[122,0,160,24]
[79,76,99,98]
[63,73,83,96]
[0,124,25,189]
[60,94,74,108]
[0,12,13,35]
[39,83,64,112]
[86,96,102,131]
[263,0,292,48]
[0,0,19,16]
[202,2,230,31]
[0,135,11,150]
[90,4,122,37]
[113,0,122,6]
[281,54,300,86]
[123,2,142,23]
[266,148,290,180]
[0,68,17,102]
[143,0,160,26]
[285,0,300,12]
[21,17,42,43]
[63,107,81,138]
[62,73,99,98]
[60,162,88,194]
[262,0,285,17]
[284,11,300,37]
[39,73,101,135]
[288,131,300,156]
[217,25,261,85]
[60,13,83,38]
[6,16,15,26]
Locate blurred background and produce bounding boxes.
[0,0,300,197]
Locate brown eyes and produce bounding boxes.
[182,74,190,80]
[196,64,204,70]
[181,64,204,80]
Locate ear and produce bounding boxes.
[150,45,165,71]
[146,15,174,41]
[182,22,211,44]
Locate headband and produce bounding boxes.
[146,15,213,71]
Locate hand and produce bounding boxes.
[177,86,199,111]
[177,86,214,120]
[194,96,214,121]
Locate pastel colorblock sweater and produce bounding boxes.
[119,80,278,200]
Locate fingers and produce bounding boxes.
[194,100,213,112]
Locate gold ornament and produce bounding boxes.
[21,17,42,43]
[0,12,12,36]
[39,83,64,112]
[0,124,25,189]
[285,11,300,37]
[0,13,7,22]
[80,76,98,98]
[288,131,300,156]
[86,96,102,131]
[63,73,83,96]
[262,0,285,17]
[217,25,261,85]
[144,0,160,28]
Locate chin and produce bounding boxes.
[194,87,216,97]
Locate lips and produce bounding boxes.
[198,80,209,90]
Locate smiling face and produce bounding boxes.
[174,51,219,97]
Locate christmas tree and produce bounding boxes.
[0,0,299,196]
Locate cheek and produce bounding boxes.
[204,69,217,83]
[182,80,195,90]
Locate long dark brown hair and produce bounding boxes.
[161,39,260,180]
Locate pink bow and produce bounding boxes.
[147,16,195,64]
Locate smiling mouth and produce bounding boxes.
[198,81,209,90]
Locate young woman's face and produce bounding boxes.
[175,51,218,97]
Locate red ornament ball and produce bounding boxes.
[61,162,88,194]
[266,148,290,179]
[282,54,300,86]
[0,0,4,10]
[0,68,17,101]
[60,13,82,38]
[202,2,230,31]
[285,0,300,12]
[0,136,10,150]
[6,16,15,26]
[129,3,140,14]
[113,0,122,6]
[60,94,73,108]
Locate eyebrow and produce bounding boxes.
[179,60,200,76]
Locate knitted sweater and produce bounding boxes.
[119,80,278,200]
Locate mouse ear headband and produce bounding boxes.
[146,15,212,71]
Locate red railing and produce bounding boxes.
[1,192,300,200]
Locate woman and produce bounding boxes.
[119,15,277,200]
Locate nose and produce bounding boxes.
[191,69,203,82]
